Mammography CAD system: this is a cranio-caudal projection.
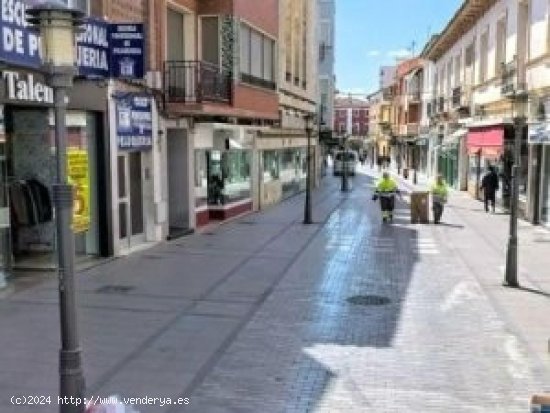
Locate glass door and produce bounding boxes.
[0,138,10,283]
[118,152,145,251]
[540,147,550,225]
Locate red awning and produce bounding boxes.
[467,127,504,156]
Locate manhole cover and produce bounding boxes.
[96,285,135,294]
[347,295,391,306]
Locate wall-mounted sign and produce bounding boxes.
[529,123,550,144]
[76,18,110,78]
[109,24,145,79]
[1,70,53,105]
[116,94,153,150]
[67,149,90,233]
[0,0,42,69]
[0,1,144,80]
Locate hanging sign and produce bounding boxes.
[109,24,145,79]
[0,1,144,80]
[529,123,550,144]
[116,94,153,150]
[76,18,110,78]
[67,149,91,233]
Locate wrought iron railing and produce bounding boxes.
[164,60,232,104]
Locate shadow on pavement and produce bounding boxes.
[515,285,550,299]
[284,172,422,410]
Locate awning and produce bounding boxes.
[467,126,504,157]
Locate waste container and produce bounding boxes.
[403,168,409,179]
[410,191,429,224]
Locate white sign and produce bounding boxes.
[529,123,550,144]
[2,70,53,104]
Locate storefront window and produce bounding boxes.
[5,108,99,271]
[206,150,251,205]
[222,151,251,203]
[194,150,208,208]
[68,112,99,258]
[263,151,280,183]
[280,148,307,197]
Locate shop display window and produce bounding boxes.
[263,151,280,183]
[222,151,251,203]
[194,150,208,208]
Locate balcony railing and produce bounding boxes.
[452,86,461,108]
[164,60,232,104]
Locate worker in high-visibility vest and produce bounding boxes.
[373,172,399,222]
[431,174,449,224]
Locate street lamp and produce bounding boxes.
[303,113,314,224]
[504,89,528,288]
[26,3,85,413]
[341,134,350,192]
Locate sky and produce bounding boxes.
[335,0,463,96]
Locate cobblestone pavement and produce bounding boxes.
[0,171,548,413]
[183,172,548,413]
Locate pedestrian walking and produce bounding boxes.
[373,172,399,223]
[480,165,499,213]
[431,174,448,224]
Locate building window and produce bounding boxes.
[454,53,461,86]
[240,23,276,89]
[201,16,220,66]
[495,14,507,74]
[479,29,489,83]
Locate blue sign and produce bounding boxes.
[109,24,145,79]
[76,18,110,78]
[0,0,42,68]
[116,94,153,150]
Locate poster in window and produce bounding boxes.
[67,149,90,233]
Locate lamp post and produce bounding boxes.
[303,113,314,224]
[27,3,85,412]
[504,90,528,288]
[341,134,349,192]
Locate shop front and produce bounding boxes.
[531,122,550,225]
[466,124,527,206]
[110,91,161,255]
[0,69,107,279]
[466,126,505,199]
[194,124,254,227]
[254,129,311,210]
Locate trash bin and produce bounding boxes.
[403,168,409,179]
[410,191,429,224]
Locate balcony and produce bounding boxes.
[501,58,527,98]
[164,60,232,104]
[452,85,472,112]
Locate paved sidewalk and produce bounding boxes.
[0,170,548,412]
[386,165,550,376]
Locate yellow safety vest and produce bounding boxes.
[376,178,397,193]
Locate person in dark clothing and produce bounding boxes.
[481,166,499,213]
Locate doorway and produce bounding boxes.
[118,152,145,250]
[167,129,190,239]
